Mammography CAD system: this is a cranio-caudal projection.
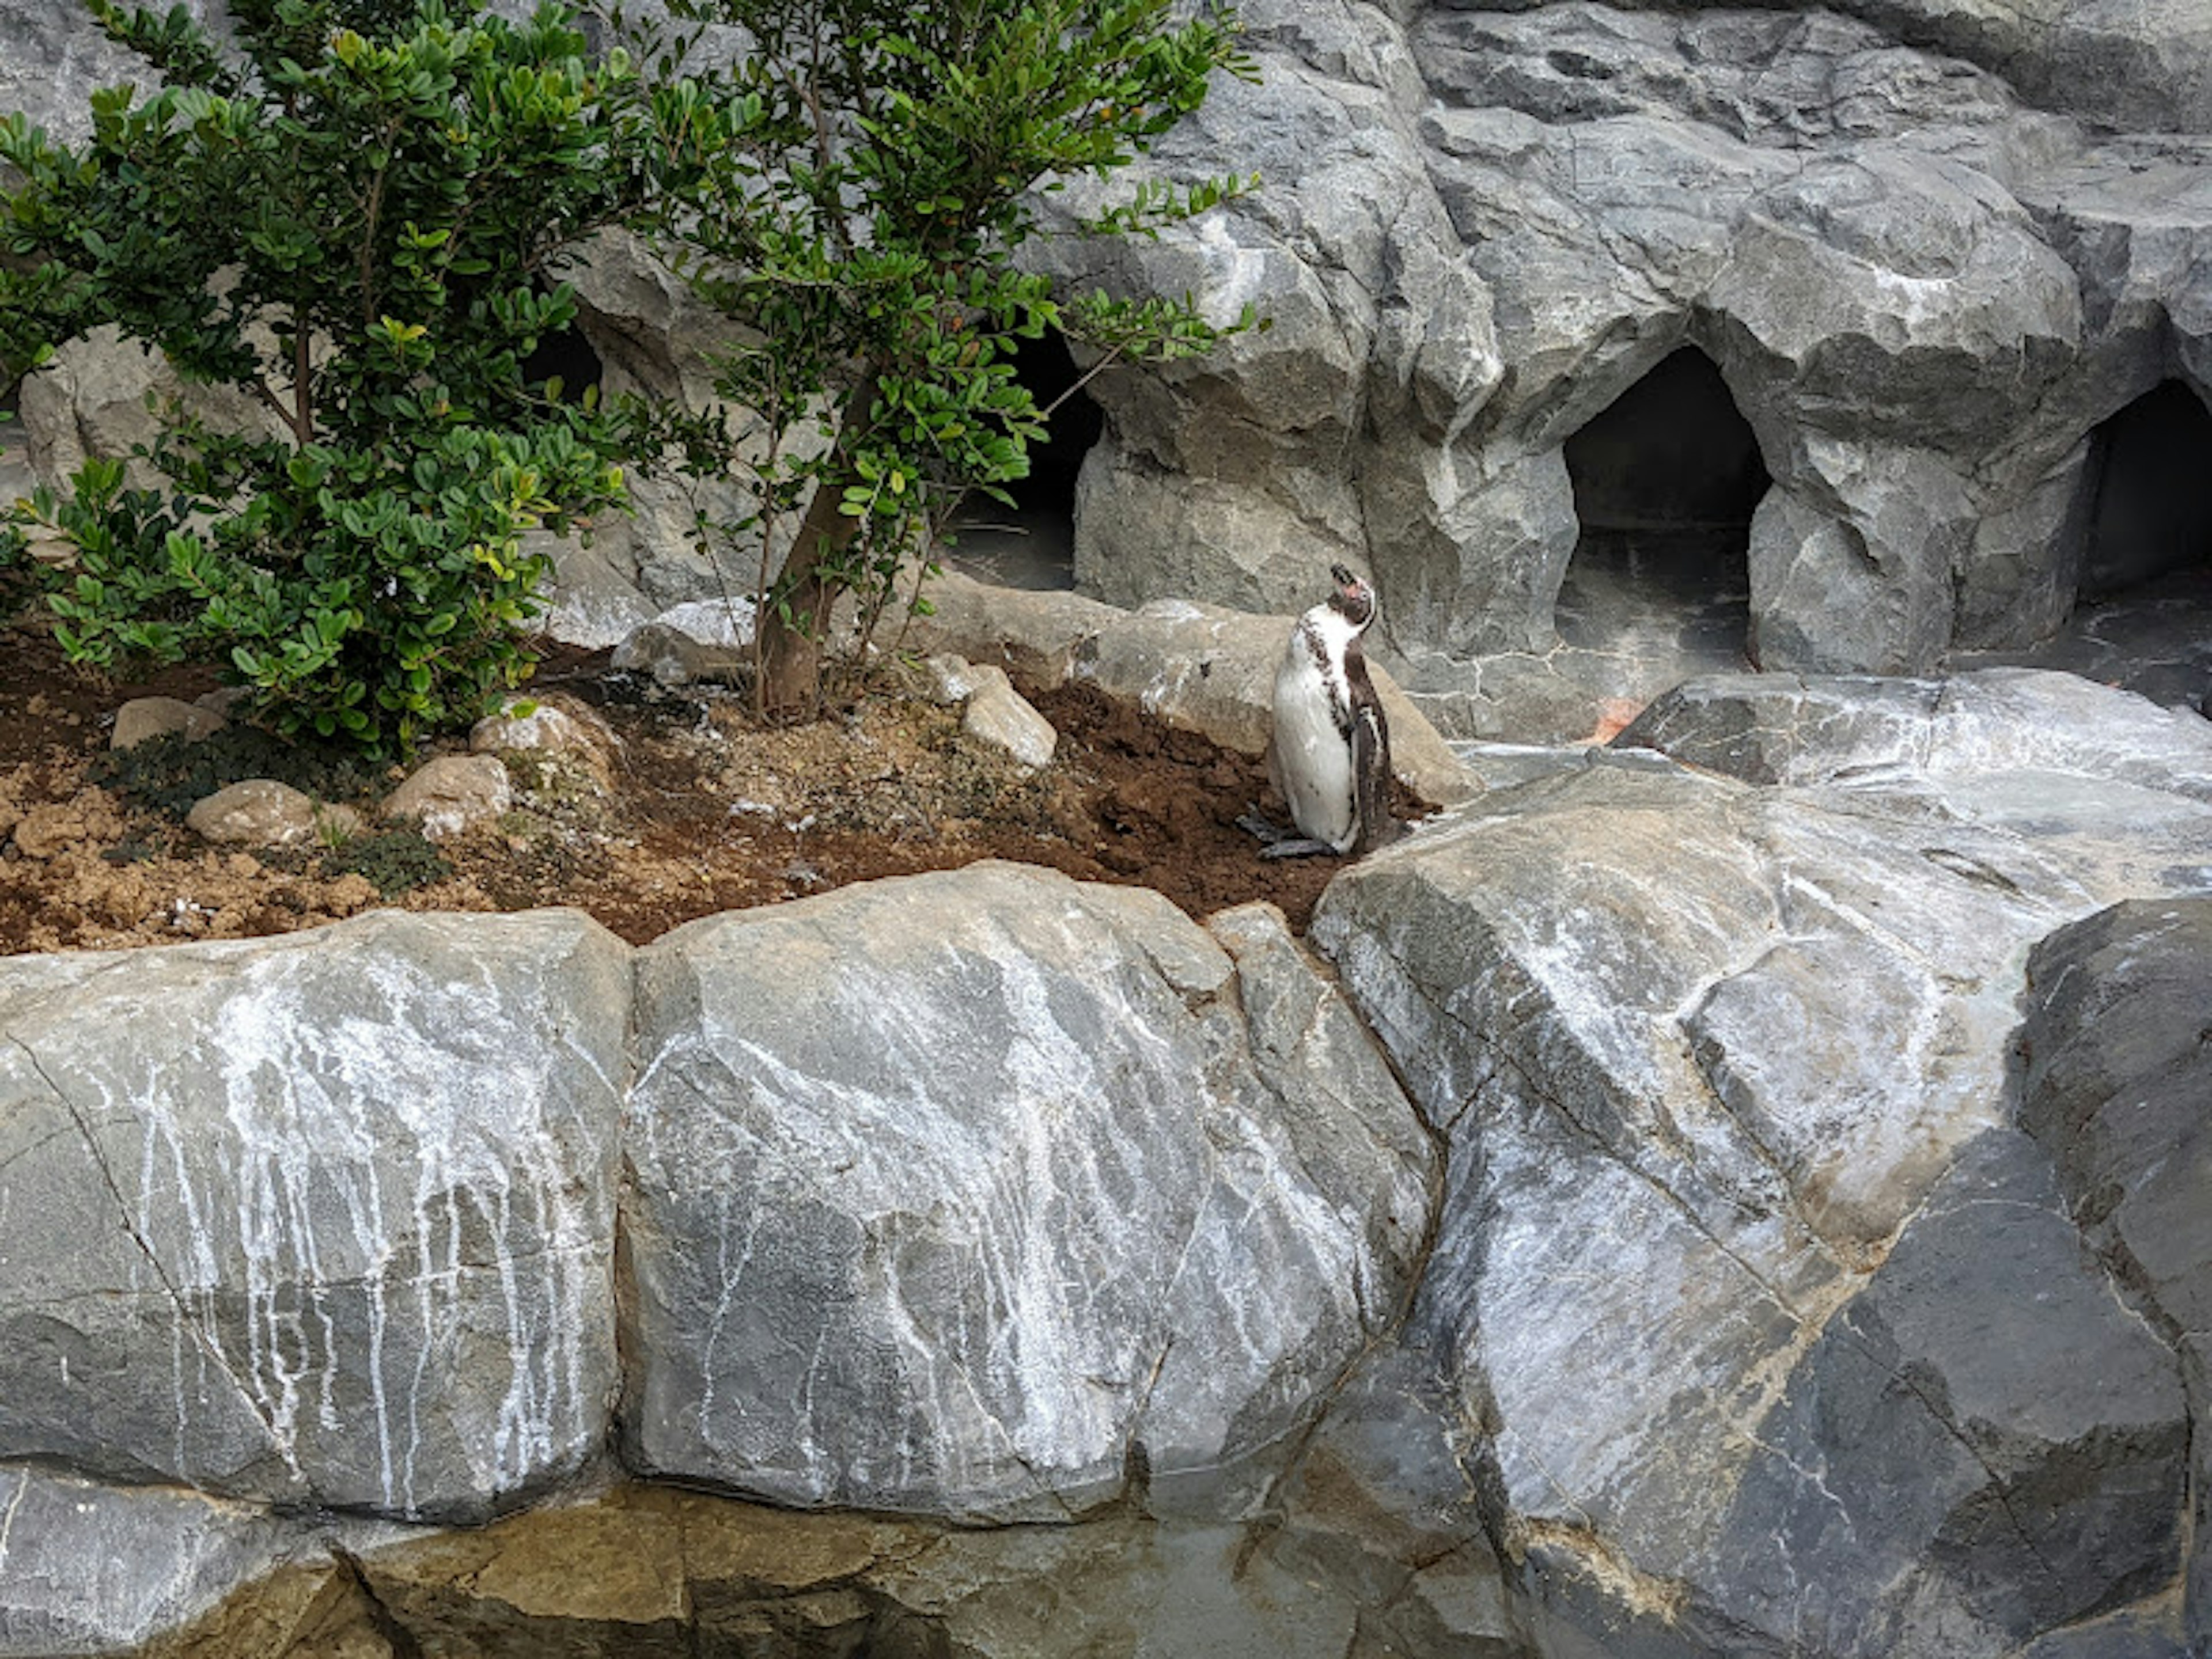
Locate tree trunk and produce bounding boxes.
[756,471,865,721]
[755,370,881,722]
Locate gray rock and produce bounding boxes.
[184,779,323,849]
[1696,1129,2184,1656]
[470,694,620,778]
[956,669,1058,770]
[1311,669,2212,1654]
[0,0,232,143]
[2018,896,2212,1653]
[623,864,1433,1521]
[111,696,228,751]
[0,910,632,1521]
[380,753,514,841]
[907,570,1479,807]
[609,608,754,688]
[1616,668,2212,809]
[1024,0,2212,706]
[0,1465,310,1658]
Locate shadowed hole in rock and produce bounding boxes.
[1557,345,1768,677]
[941,327,1097,592]
[2077,377,2212,600]
[520,299,605,406]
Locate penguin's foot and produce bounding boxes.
[1236,811,1290,846]
[1257,836,1340,861]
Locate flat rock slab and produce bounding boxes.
[623,863,1433,1522]
[0,910,631,1521]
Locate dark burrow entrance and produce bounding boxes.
[2077,378,2212,599]
[1556,346,1768,681]
[941,327,1101,591]
[520,302,606,404]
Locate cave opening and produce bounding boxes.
[941,327,1100,591]
[2077,378,2212,600]
[520,306,605,404]
[1556,346,1768,684]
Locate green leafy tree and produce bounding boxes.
[627,0,1256,719]
[0,0,647,754]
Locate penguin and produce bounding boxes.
[1247,563,1395,859]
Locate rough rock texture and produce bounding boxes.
[909,569,1479,808]
[0,910,631,1522]
[0,1468,315,1658]
[1,673,2208,1654]
[17,3,2210,719]
[1309,667,2212,1657]
[955,666,1058,769]
[112,696,228,751]
[184,779,323,848]
[379,754,514,842]
[1017,0,2212,707]
[2018,897,2212,1655]
[623,868,1434,1521]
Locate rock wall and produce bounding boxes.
[1024,1,2212,707]
[1,669,2207,1658]
[13,3,2211,713]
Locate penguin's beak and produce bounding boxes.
[1329,563,1358,589]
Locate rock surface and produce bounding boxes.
[0,910,631,1522]
[112,696,228,751]
[2018,896,2212,1656]
[184,779,324,848]
[0,671,2206,1654]
[1309,667,2212,1656]
[622,866,1433,1521]
[910,569,1479,809]
[379,754,514,842]
[1016,0,2212,710]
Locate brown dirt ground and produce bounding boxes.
[0,619,1404,956]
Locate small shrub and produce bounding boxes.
[0,0,646,755]
[324,828,451,896]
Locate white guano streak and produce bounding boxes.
[181,951,593,1512]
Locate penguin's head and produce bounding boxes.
[1327,563,1376,630]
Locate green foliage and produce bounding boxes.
[620,0,1259,716]
[323,827,452,895]
[0,0,646,754]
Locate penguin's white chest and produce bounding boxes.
[1271,619,1359,852]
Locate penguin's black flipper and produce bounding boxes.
[1350,698,1392,855]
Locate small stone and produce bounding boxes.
[469,695,619,775]
[924,653,983,704]
[611,622,748,687]
[381,754,513,842]
[184,780,321,847]
[962,674,1057,769]
[111,696,229,751]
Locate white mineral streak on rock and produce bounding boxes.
[0,911,629,1521]
[625,863,1431,1522]
[1315,673,2212,1629]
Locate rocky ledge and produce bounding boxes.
[0,664,2205,1658]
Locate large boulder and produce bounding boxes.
[0,910,632,1522]
[622,866,1435,1521]
[1310,668,2212,1655]
[907,569,1480,809]
[0,1467,324,1658]
[2018,897,2212,1653]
